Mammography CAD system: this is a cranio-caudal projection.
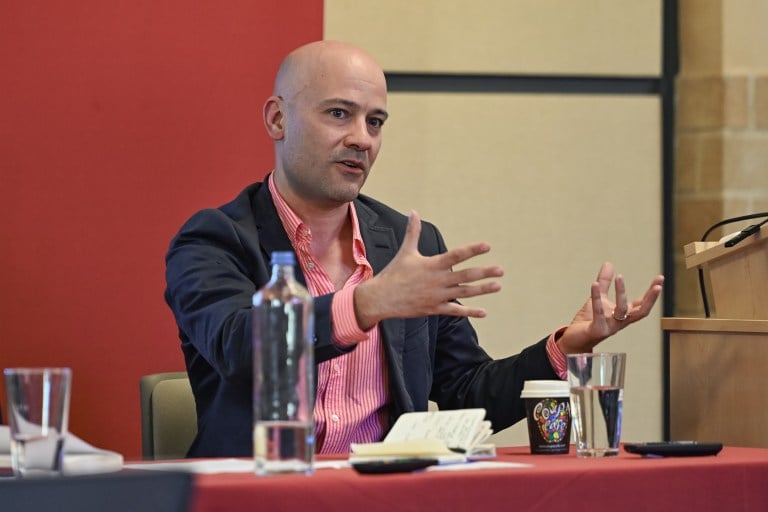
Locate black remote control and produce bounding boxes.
[624,441,723,457]
[352,458,440,474]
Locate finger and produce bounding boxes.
[590,281,609,328]
[400,210,422,253]
[595,261,615,295]
[629,276,664,319]
[589,282,605,320]
[448,265,504,286]
[440,281,503,302]
[438,242,493,268]
[613,274,628,317]
[437,302,489,319]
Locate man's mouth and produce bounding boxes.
[340,159,364,170]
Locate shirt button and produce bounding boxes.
[307,262,315,271]
[333,363,340,373]
[331,414,340,423]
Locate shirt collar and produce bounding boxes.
[267,172,367,258]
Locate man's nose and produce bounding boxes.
[344,117,373,151]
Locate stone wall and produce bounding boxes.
[675,0,768,316]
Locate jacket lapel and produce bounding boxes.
[355,200,414,414]
[250,182,308,287]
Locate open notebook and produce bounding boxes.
[350,408,495,463]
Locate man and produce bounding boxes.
[164,40,664,457]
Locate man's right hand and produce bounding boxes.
[353,211,504,331]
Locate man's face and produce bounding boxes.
[276,53,388,208]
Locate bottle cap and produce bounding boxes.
[271,251,296,266]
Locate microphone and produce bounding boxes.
[724,222,765,247]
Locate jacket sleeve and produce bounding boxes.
[164,208,344,383]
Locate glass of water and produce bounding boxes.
[4,368,72,477]
[566,353,626,457]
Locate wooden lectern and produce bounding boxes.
[662,224,768,447]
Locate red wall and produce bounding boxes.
[0,1,323,458]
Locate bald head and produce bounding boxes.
[273,40,387,101]
[262,41,389,211]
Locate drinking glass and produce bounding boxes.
[4,367,72,477]
[566,353,625,457]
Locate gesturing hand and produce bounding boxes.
[557,262,665,354]
[353,211,504,330]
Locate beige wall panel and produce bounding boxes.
[363,93,663,447]
[724,0,768,72]
[325,0,662,76]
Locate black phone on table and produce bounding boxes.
[624,441,723,457]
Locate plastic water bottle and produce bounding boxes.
[252,251,315,475]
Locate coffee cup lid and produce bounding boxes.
[520,379,569,398]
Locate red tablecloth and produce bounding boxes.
[191,446,768,512]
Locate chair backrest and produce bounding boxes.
[0,471,194,512]
[139,372,197,460]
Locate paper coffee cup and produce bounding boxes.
[521,380,571,454]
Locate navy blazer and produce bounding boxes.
[165,181,558,457]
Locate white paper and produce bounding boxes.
[426,460,532,471]
[0,425,123,475]
[123,458,349,474]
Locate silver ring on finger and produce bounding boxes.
[612,309,629,321]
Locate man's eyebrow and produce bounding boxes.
[320,98,389,120]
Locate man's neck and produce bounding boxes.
[302,204,351,247]
[290,201,355,291]
[270,171,352,243]
[267,171,356,290]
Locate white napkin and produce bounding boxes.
[0,425,123,475]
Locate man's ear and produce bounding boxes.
[263,96,285,140]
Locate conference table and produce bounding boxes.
[189,445,768,512]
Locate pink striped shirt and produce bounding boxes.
[267,174,568,452]
[547,327,569,380]
[268,176,389,453]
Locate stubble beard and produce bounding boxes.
[283,163,368,207]
[321,167,368,204]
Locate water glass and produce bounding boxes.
[566,353,625,457]
[4,368,72,477]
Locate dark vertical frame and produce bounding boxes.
[661,0,680,441]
